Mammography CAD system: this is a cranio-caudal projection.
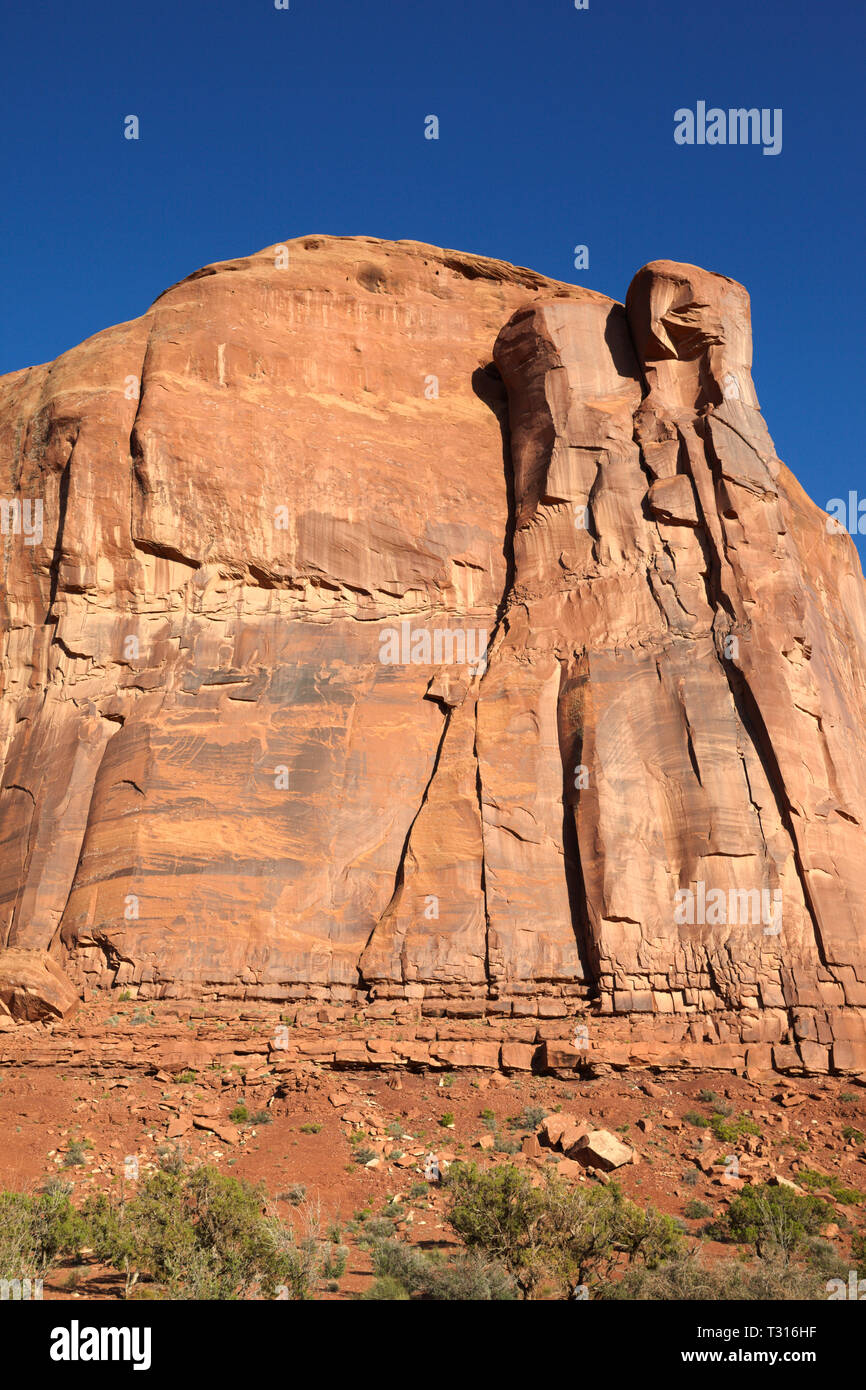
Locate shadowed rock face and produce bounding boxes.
[0,238,864,1067]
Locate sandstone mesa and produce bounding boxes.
[1,234,865,1075]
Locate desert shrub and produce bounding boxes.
[155,1144,186,1175]
[422,1251,517,1300]
[369,1237,432,1291]
[506,1106,548,1132]
[797,1169,863,1205]
[801,1236,849,1283]
[0,1188,85,1279]
[321,1244,348,1280]
[683,1199,713,1220]
[710,1113,760,1143]
[82,1166,318,1299]
[280,1184,307,1207]
[229,1104,249,1124]
[711,1183,833,1256]
[62,1140,90,1169]
[367,1237,516,1301]
[357,1217,396,1243]
[361,1274,410,1300]
[605,1248,839,1301]
[492,1133,520,1155]
[444,1162,680,1298]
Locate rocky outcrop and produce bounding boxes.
[1,237,864,1071]
[0,948,80,1022]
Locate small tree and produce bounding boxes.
[0,1187,84,1281]
[444,1162,681,1299]
[712,1184,833,1258]
[83,1166,320,1299]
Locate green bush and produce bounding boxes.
[357,1217,396,1243]
[321,1244,348,1280]
[682,1199,713,1220]
[492,1133,520,1155]
[424,1251,517,1300]
[712,1183,833,1256]
[361,1274,411,1300]
[445,1162,681,1298]
[82,1166,318,1299]
[606,1248,841,1301]
[367,1237,516,1300]
[280,1184,307,1207]
[61,1139,90,1169]
[0,1188,85,1278]
[797,1169,863,1205]
[155,1144,186,1175]
[710,1113,760,1143]
[506,1106,548,1133]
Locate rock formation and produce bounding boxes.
[1,236,864,1071]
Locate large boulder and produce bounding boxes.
[568,1129,635,1171]
[0,949,80,1022]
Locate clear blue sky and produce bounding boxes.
[1,0,863,553]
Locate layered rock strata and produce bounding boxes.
[1,237,864,1070]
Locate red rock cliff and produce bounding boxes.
[1,237,864,1071]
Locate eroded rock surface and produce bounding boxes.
[0,948,80,1021]
[1,238,864,1070]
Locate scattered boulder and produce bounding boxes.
[0,949,80,1023]
[769,1174,804,1192]
[569,1129,635,1171]
[538,1113,589,1150]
